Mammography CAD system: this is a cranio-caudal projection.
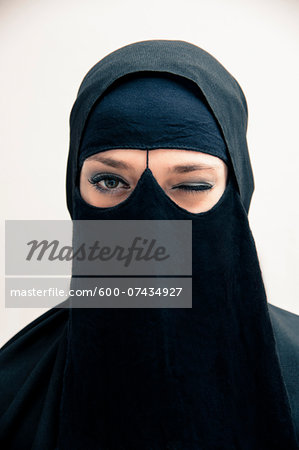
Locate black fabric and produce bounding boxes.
[0,303,70,450]
[1,39,299,450]
[78,72,230,166]
[58,38,298,447]
[269,304,299,436]
[58,170,298,449]
[1,301,299,450]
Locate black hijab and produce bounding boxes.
[77,71,230,167]
[0,40,298,450]
[57,40,299,449]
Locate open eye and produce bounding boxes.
[88,173,131,194]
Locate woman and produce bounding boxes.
[1,39,299,449]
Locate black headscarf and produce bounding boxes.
[66,39,253,216]
[57,40,299,449]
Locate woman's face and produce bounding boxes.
[80,149,228,213]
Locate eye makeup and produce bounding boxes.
[88,172,131,194]
[87,168,216,199]
[171,182,214,193]
[88,170,215,197]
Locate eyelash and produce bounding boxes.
[172,183,213,193]
[88,173,130,194]
[88,173,214,194]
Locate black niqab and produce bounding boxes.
[58,40,298,449]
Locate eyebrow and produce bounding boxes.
[88,155,131,169]
[170,164,216,173]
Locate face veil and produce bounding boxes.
[58,40,299,449]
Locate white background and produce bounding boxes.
[1,0,299,347]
